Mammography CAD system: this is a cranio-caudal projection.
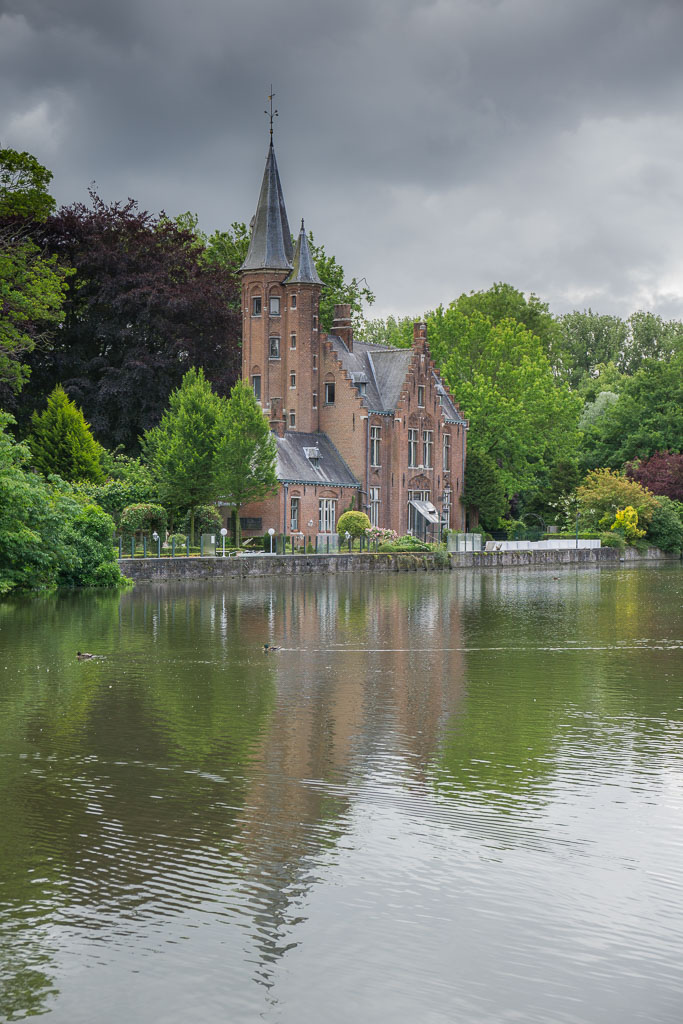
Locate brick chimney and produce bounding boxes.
[332,303,353,351]
[413,321,427,353]
[269,397,286,438]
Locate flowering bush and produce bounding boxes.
[610,506,645,540]
[365,526,398,544]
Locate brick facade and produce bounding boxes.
[235,143,468,539]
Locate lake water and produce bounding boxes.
[1,565,682,1023]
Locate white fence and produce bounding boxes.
[485,539,601,552]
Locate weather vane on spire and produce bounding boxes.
[265,87,278,138]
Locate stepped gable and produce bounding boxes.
[240,140,293,271]
[274,431,360,487]
[324,334,464,421]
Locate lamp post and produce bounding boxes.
[152,531,160,557]
[575,511,580,549]
[345,530,351,553]
[220,527,227,557]
[268,527,275,554]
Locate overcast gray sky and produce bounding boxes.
[2,0,683,322]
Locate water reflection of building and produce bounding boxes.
[234,574,466,984]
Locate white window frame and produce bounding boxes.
[289,410,296,428]
[318,498,336,533]
[290,497,300,531]
[369,486,380,526]
[291,294,297,309]
[324,381,335,405]
[443,432,451,471]
[423,429,433,468]
[252,296,262,316]
[269,336,280,359]
[290,333,297,350]
[290,372,296,389]
[269,295,281,316]
[252,374,261,401]
[417,385,425,407]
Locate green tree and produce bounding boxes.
[557,309,628,388]
[461,450,508,531]
[0,149,71,395]
[214,380,278,547]
[425,307,581,497]
[0,412,124,593]
[646,497,683,553]
[451,282,565,372]
[143,367,226,544]
[28,385,104,483]
[575,469,659,532]
[580,352,683,471]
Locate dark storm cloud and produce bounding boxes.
[2,0,683,318]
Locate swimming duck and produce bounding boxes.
[76,651,96,660]
[263,644,280,652]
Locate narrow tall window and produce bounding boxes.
[291,294,297,309]
[370,425,381,467]
[289,410,296,428]
[370,486,380,526]
[312,392,318,409]
[408,428,418,467]
[313,315,318,330]
[269,296,281,316]
[290,372,296,389]
[312,354,318,370]
[417,385,425,407]
[252,374,261,401]
[269,336,280,359]
[324,382,335,405]
[443,432,451,471]
[290,497,300,531]
[423,430,433,468]
[252,296,262,316]
[290,333,297,350]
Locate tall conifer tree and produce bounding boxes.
[28,385,104,483]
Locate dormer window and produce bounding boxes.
[304,446,321,467]
[252,296,262,316]
[269,296,281,316]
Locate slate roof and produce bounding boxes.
[326,336,464,422]
[285,221,322,285]
[275,431,360,487]
[241,141,293,271]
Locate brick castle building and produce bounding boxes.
[237,138,468,540]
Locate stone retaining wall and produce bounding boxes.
[118,546,678,582]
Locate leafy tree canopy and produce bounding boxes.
[143,367,227,541]
[14,194,241,451]
[0,149,71,396]
[214,379,278,545]
[425,306,582,495]
[461,450,508,531]
[0,411,125,593]
[575,469,659,532]
[625,451,683,502]
[29,385,104,483]
[580,352,683,471]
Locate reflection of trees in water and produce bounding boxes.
[432,568,683,817]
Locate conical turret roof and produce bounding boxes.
[241,141,293,271]
[285,220,322,285]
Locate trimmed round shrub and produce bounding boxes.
[120,503,167,537]
[336,511,371,538]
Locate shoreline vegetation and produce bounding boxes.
[1,148,682,596]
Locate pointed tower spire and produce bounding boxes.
[285,219,322,284]
[241,140,293,271]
